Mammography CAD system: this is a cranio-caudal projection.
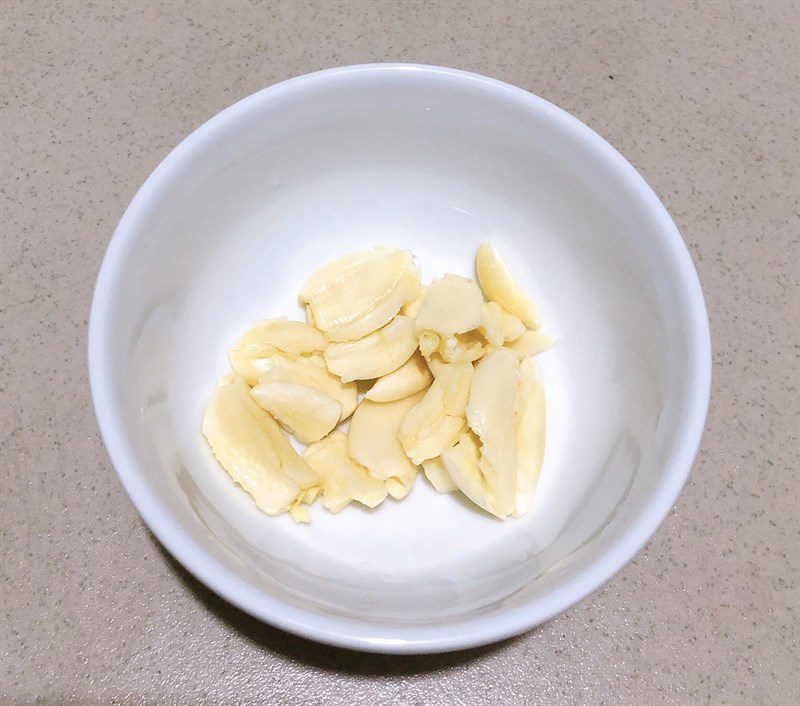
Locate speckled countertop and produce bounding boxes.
[2,1,798,703]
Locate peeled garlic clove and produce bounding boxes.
[348,391,425,497]
[365,352,433,402]
[467,349,519,518]
[415,273,485,336]
[250,382,342,445]
[422,457,457,493]
[324,315,417,383]
[399,362,473,465]
[257,353,358,421]
[514,356,546,517]
[476,242,540,329]
[300,248,421,342]
[506,330,558,357]
[401,285,428,318]
[441,431,494,514]
[230,318,329,386]
[303,431,388,511]
[202,375,318,517]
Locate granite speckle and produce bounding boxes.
[1,1,798,703]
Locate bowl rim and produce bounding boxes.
[88,63,712,654]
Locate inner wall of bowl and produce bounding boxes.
[109,70,681,624]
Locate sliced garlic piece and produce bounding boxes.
[386,478,411,499]
[425,353,447,378]
[506,330,558,357]
[400,384,465,464]
[476,242,540,329]
[202,375,318,517]
[441,431,494,514]
[365,352,433,402]
[289,503,311,523]
[422,457,456,493]
[302,486,321,504]
[230,318,328,386]
[418,330,440,358]
[499,308,526,342]
[479,302,505,348]
[435,359,474,411]
[256,353,358,421]
[438,331,486,363]
[324,315,417,383]
[415,273,485,336]
[399,361,473,464]
[348,391,425,498]
[303,431,388,512]
[467,349,519,517]
[480,301,525,347]
[304,303,317,327]
[420,332,485,365]
[514,356,546,517]
[401,285,428,318]
[250,382,341,445]
[300,248,421,342]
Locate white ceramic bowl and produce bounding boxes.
[89,64,711,653]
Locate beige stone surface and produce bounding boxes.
[2,1,798,703]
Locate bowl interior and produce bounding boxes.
[93,66,706,646]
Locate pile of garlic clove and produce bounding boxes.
[202,243,556,522]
